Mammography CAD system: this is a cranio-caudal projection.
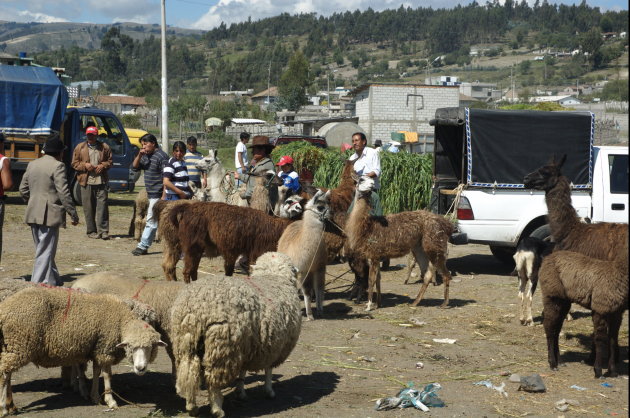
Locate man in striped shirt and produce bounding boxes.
[184,136,206,188]
[163,141,192,200]
[131,134,169,256]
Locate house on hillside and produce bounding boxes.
[251,87,278,108]
[0,52,33,66]
[459,81,501,102]
[95,95,148,115]
[350,83,459,153]
[530,95,582,106]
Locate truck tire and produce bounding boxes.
[489,245,516,266]
[72,180,82,206]
[529,224,552,242]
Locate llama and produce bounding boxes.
[169,201,294,281]
[524,155,629,372]
[194,149,248,206]
[523,155,628,262]
[512,237,554,326]
[277,189,331,320]
[346,175,454,311]
[539,249,628,377]
[249,169,282,214]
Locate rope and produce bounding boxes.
[101,388,150,409]
[444,184,465,222]
[131,279,149,300]
[63,287,72,322]
[219,172,238,196]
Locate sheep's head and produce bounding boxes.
[304,189,331,221]
[195,149,220,173]
[523,154,566,191]
[251,252,298,284]
[280,194,304,219]
[117,319,166,376]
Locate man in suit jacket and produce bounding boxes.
[19,135,79,285]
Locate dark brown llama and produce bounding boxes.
[539,249,628,377]
[524,155,629,375]
[169,201,293,282]
[345,175,454,311]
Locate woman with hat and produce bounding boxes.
[276,155,300,194]
[240,135,278,209]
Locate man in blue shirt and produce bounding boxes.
[131,134,169,256]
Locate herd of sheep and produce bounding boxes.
[0,151,626,417]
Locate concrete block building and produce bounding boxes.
[351,83,459,152]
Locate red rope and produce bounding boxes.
[62,287,72,321]
[132,280,149,300]
[242,276,274,305]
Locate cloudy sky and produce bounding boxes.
[1,0,627,30]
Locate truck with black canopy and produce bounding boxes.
[429,107,628,264]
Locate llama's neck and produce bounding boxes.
[545,176,581,242]
[346,193,371,250]
[207,164,227,190]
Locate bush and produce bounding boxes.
[121,114,142,129]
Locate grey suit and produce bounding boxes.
[19,155,79,285]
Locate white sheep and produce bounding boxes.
[71,271,184,378]
[170,252,302,417]
[0,286,165,416]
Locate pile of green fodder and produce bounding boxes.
[273,142,433,214]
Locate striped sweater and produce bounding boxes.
[163,157,191,197]
[184,150,203,183]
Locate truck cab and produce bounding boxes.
[61,107,137,202]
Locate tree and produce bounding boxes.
[278,51,311,111]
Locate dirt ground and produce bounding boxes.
[0,188,628,418]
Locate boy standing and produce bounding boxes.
[234,132,250,186]
[184,136,206,189]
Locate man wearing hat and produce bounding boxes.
[19,135,79,285]
[240,135,278,209]
[71,126,113,239]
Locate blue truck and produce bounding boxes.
[0,65,137,203]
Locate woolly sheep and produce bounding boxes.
[170,252,302,417]
[0,286,165,416]
[71,271,185,377]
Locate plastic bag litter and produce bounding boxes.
[473,380,508,398]
[375,382,445,412]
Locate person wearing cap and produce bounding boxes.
[19,134,79,285]
[373,139,383,153]
[0,133,13,265]
[71,125,113,240]
[240,135,278,207]
[276,155,300,194]
[131,133,169,256]
[234,132,250,186]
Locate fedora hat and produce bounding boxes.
[43,135,66,154]
[248,135,274,150]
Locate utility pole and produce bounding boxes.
[160,0,168,150]
[327,69,331,117]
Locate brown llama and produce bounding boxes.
[153,199,195,281]
[168,201,293,282]
[524,155,629,374]
[345,175,454,311]
[523,155,628,261]
[539,249,628,378]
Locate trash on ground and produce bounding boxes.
[555,398,580,412]
[570,384,587,391]
[473,380,508,398]
[74,267,83,271]
[432,338,456,344]
[415,362,424,369]
[398,323,413,327]
[509,373,521,383]
[498,371,510,376]
[518,374,546,393]
[358,356,376,362]
[374,382,445,412]
[601,382,613,388]
[409,317,426,326]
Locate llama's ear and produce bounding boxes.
[557,154,567,168]
[324,190,331,199]
[350,171,359,183]
[312,189,323,199]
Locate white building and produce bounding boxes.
[351,83,459,153]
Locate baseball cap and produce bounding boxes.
[86,126,98,135]
[276,155,294,166]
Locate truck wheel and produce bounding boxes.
[489,245,516,266]
[72,181,82,206]
[529,224,552,242]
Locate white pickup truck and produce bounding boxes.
[429,108,628,264]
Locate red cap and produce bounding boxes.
[86,126,98,135]
[276,155,294,166]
